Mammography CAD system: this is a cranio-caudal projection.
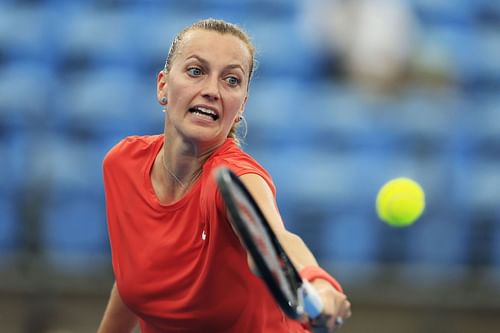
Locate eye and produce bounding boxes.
[225,76,241,87]
[187,67,203,77]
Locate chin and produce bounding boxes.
[184,128,226,146]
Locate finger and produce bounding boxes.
[329,316,345,333]
[326,315,336,333]
[341,300,352,318]
[310,313,331,328]
[319,312,346,333]
[333,301,351,332]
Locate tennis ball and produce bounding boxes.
[376,177,425,227]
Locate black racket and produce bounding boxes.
[215,167,329,330]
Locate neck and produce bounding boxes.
[156,133,226,200]
[161,148,197,187]
[161,150,188,189]
[151,147,201,204]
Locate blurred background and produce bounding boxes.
[1,0,499,332]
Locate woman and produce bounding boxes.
[98,19,351,333]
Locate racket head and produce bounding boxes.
[215,167,305,319]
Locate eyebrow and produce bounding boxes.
[186,55,246,75]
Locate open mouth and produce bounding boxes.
[188,106,219,121]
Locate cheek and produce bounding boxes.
[225,91,246,113]
[168,82,192,106]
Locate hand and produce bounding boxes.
[311,279,352,332]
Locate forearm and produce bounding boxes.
[280,230,351,328]
[279,231,344,290]
[97,282,138,333]
[237,173,351,329]
[239,174,322,274]
[277,230,319,270]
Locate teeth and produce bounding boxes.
[196,107,216,116]
[190,106,218,120]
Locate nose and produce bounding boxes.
[201,75,220,101]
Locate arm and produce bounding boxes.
[97,282,138,333]
[240,174,352,331]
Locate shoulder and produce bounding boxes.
[208,139,266,175]
[206,139,276,195]
[103,134,162,170]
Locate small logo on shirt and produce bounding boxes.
[201,230,207,241]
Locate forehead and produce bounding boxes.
[176,29,251,68]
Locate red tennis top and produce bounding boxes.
[103,135,309,333]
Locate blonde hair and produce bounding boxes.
[163,18,256,146]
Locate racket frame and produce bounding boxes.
[215,167,308,319]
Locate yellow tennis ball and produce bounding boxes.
[376,177,425,227]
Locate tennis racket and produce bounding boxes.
[215,167,330,331]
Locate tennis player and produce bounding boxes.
[97,19,351,333]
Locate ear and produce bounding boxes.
[239,94,248,115]
[157,70,168,103]
[234,95,248,123]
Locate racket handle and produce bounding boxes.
[302,280,324,318]
[302,281,335,333]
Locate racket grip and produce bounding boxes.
[302,280,324,319]
[302,281,332,333]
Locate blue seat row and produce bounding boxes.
[0,195,18,252]
[1,1,499,82]
[4,61,499,139]
[2,139,500,269]
[1,0,500,273]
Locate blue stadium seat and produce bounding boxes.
[0,128,22,256]
[0,133,26,196]
[0,139,13,194]
[473,28,500,86]
[28,135,109,194]
[54,8,139,68]
[53,66,162,137]
[458,160,500,214]
[2,0,497,277]
[405,213,469,265]
[305,82,458,155]
[197,0,299,19]
[126,9,195,73]
[244,78,319,147]
[474,0,500,24]
[243,17,319,78]
[0,61,58,130]
[0,194,18,253]
[452,94,500,211]
[454,28,500,89]
[464,209,498,267]
[492,217,500,267]
[249,147,413,267]
[410,0,475,25]
[41,190,109,273]
[0,4,57,63]
[317,211,381,263]
[414,23,481,87]
[453,93,500,157]
[36,136,111,272]
[420,23,500,90]
[250,147,366,211]
[384,87,461,152]
[304,82,397,151]
[130,8,301,77]
[366,150,454,216]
